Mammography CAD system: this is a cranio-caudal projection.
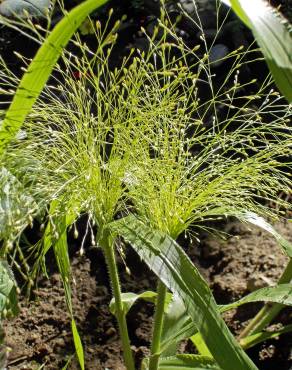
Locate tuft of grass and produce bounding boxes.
[0,7,291,369]
[1,8,290,263]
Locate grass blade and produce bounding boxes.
[160,295,195,356]
[240,324,292,350]
[237,212,292,257]
[110,216,258,370]
[45,201,84,369]
[109,291,161,316]
[71,319,85,370]
[220,284,292,313]
[223,0,292,102]
[0,0,109,155]
[157,354,220,370]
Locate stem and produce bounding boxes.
[101,232,135,370]
[149,281,167,370]
[239,258,292,339]
[240,323,292,350]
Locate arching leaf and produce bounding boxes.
[0,0,109,156]
[110,216,258,370]
[222,0,292,102]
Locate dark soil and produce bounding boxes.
[4,220,292,370]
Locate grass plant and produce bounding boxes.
[0,3,292,369]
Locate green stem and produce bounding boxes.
[239,258,292,339]
[240,324,292,350]
[149,281,167,370]
[101,232,135,370]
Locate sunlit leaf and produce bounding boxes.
[109,290,162,316]
[157,354,221,370]
[190,333,212,357]
[220,284,292,313]
[222,0,292,102]
[72,319,84,370]
[110,216,258,370]
[160,295,195,356]
[237,211,292,257]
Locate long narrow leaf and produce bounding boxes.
[160,295,195,356]
[240,324,292,350]
[109,290,162,316]
[190,333,212,357]
[72,319,85,370]
[237,212,292,257]
[45,200,84,370]
[110,216,258,370]
[157,354,221,370]
[220,284,292,313]
[0,0,109,155]
[222,0,292,102]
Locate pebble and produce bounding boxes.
[209,43,229,68]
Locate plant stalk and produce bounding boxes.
[101,232,135,370]
[240,323,292,350]
[149,281,168,370]
[239,258,292,339]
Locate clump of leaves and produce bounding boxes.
[117,23,291,370]
[0,6,291,370]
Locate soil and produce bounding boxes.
[4,219,292,370]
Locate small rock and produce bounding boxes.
[105,327,116,337]
[53,337,65,349]
[209,44,229,68]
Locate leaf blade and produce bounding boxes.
[158,354,221,370]
[0,0,109,155]
[220,284,292,313]
[227,0,292,102]
[111,216,258,370]
[237,211,292,257]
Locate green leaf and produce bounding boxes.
[0,166,35,240]
[0,259,19,318]
[237,211,292,257]
[158,354,220,369]
[109,290,160,316]
[219,284,292,313]
[0,0,109,156]
[110,291,191,357]
[45,200,84,370]
[110,216,258,370]
[190,333,212,357]
[240,324,292,350]
[61,355,74,370]
[160,295,195,356]
[226,0,292,102]
[71,319,84,370]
